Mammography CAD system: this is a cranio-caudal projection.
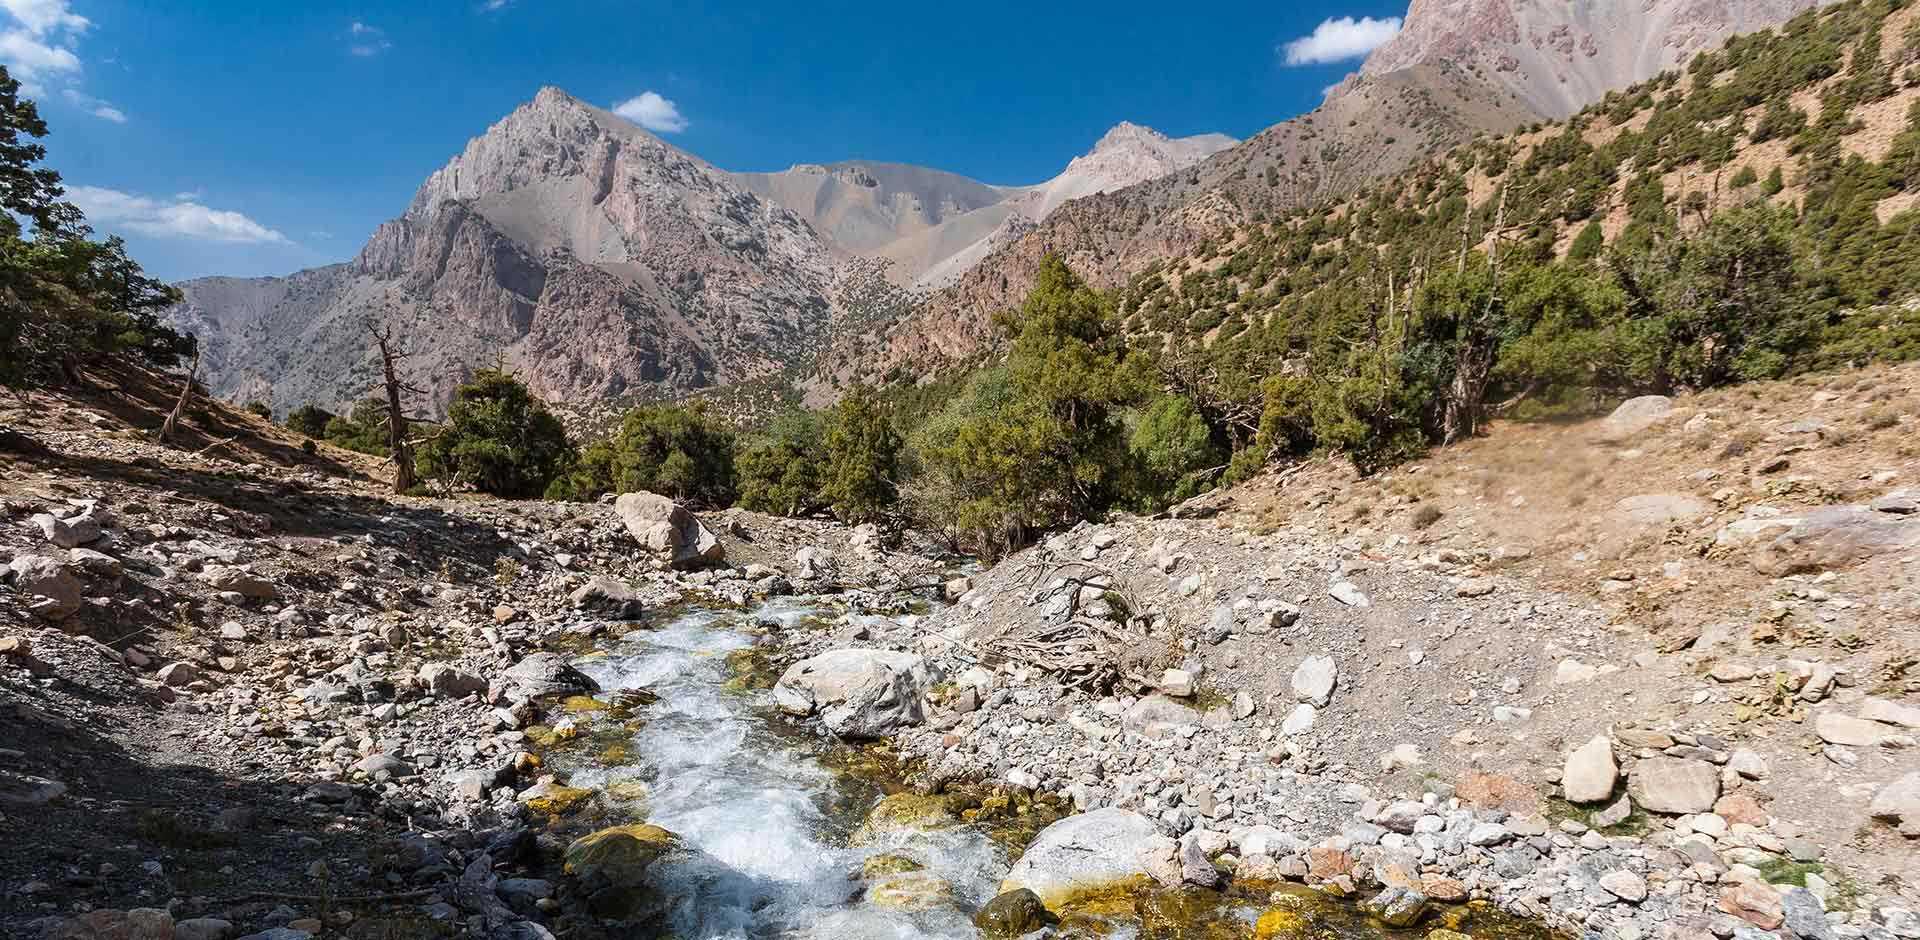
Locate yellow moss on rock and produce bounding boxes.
[522,783,593,816]
[1254,907,1309,938]
[561,695,610,714]
[865,870,955,912]
[861,854,925,878]
[564,823,681,885]
[852,792,957,843]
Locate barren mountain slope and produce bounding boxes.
[815,0,1839,392]
[728,160,1015,257]
[168,88,842,415]
[1364,0,1835,118]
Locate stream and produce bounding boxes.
[556,599,1548,940]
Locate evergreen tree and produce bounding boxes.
[820,386,901,524]
[416,369,575,498]
[736,409,826,517]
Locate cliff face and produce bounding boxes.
[170,88,841,414]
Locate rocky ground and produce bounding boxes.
[3,362,1918,940]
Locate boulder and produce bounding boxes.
[564,823,682,890]
[974,888,1052,938]
[55,909,175,939]
[1868,772,1920,830]
[1861,698,1920,729]
[614,492,724,569]
[418,663,487,699]
[197,565,278,599]
[1627,757,1720,814]
[569,576,644,618]
[1001,808,1162,907]
[1122,694,1201,734]
[1613,493,1712,525]
[1291,655,1337,707]
[942,576,973,601]
[1562,736,1618,803]
[172,918,236,940]
[1598,395,1673,442]
[1751,507,1920,576]
[32,510,103,548]
[493,653,598,703]
[772,648,928,738]
[793,546,838,581]
[8,554,83,620]
[1814,711,1889,747]
[1363,887,1430,927]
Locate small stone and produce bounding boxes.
[1328,581,1370,607]
[1563,736,1618,804]
[1291,655,1338,707]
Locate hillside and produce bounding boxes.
[813,0,1841,392]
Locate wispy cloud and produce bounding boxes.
[61,86,123,122]
[68,186,291,244]
[0,0,88,35]
[612,90,687,134]
[347,20,390,57]
[1281,15,1402,66]
[480,0,513,10]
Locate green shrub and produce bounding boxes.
[736,409,826,517]
[549,404,735,507]
[286,403,335,438]
[416,369,574,498]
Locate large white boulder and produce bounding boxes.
[773,648,928,738]
[614,492,724,569]
[1000,808,1163,907]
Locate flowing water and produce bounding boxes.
[570,600,1011,939]
[558,600,1548,940]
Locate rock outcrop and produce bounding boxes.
[772,648,929,738]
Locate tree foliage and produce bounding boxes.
[416,369,574,498]
[1,67,191,387]
[550,404,737,507]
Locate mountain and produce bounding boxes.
[813,0,1838,392]
[170,87,844,414]
[1361,0,1837,118]
[171,96,1231,414]
[730,123,1235,286]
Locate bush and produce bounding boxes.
[549,404,735,507]
[1126,394,1222,507]
[244,401,271,419]
[820,386,902,524]
[286,404,334,437]
[324,399,395,456]
[416,369,574,498]
[736,409,826,517]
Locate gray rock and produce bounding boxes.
[1599,869,1648,903]
[1627,757,1720,814]
[772,648,927,738]
[615,492,724,569]
[418,663,487,699]
[1860,698,1920,730]
[7,554,83,620]
[568,576,644,618]
[1564,736,1618,803]
[1599,395,1674,441]
[1001,808,1162,907]
[198,565,279,599]
[1328,581,1370,607]
[793,547,838,581]
[1592,795,1633,829]
[1124,695,1201,734]
[156,662,200,687]
[353,753,414,777]
[1363,886,1429,927]
[32,510,102,548]
[1782,887,1833,940]
[1291,655,1337,707]
[173,918,236,940]
[1815,711,1888,747]
[1868,772,1920,830]
[1614,493,1713,525]
[1751,507,1920,576]
[493,653,598,703]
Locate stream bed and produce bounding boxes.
[548,599,1551,940]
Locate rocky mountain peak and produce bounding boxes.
[1356,0,1835,117]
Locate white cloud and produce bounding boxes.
[68,186,291,244]
[61,86,124,122]
[612,90,687,133]
[0,24,80,89]
[1281,15,1402,66]
[481,0,512,10]
[347,20,390,57]
[0,0,88,36]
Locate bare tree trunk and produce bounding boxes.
[158,345,201,445]
[368,320,419,495]
[1442,185,1505,444]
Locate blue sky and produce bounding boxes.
[4,0,1408,282]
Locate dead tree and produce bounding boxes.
[157,343,202,445]
[367,320,424,494]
